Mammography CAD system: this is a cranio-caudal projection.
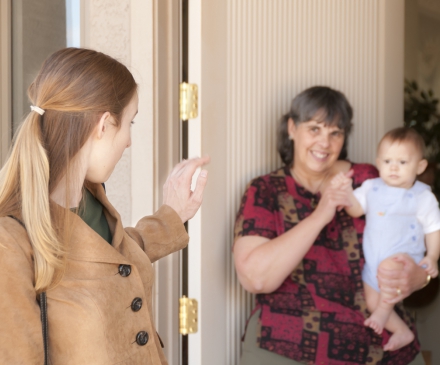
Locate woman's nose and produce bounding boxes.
[318,133,330,147]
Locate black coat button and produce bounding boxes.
[131,297,143,312]
[136,331,149,346]
[118,264,131,277]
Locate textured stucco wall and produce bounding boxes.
[12,0,66,131]
[84,0,132,226]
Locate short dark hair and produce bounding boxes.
[277,86,353,166]
[379,127,426,158]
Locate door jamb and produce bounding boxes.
[0,0,12,165]
[153,0,182,363]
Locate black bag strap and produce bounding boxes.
[40,292,49,365]
[8,215,48,364]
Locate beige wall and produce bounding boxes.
[82,0,133,226]
[82,0,155,228]
[12,0,66,132]
[405,0,419,81]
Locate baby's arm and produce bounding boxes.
[331,172,364,218]
[419,230,440,277]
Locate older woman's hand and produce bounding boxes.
[313,184,352,226]
[377,253,428,304]
[163,156,210,223]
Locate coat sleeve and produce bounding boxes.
[125,204,189,263]
[0,218,45,364]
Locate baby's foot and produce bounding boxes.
[383,327,414,352]
[364,307,392,335]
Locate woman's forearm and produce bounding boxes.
[234,211,328,293]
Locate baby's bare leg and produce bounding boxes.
[365,257,404,332]
[364,257,414,351]
[364,283,414,350]
[364,282,392,334]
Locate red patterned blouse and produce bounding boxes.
[234,163,420,365]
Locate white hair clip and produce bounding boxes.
[30,105,45,115]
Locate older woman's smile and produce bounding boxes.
[310,150,329,160]
[289,119,345,174]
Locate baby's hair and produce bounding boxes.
[379,127,426,158]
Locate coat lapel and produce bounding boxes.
[66,184,128,265]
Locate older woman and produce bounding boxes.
[234,86,428,365]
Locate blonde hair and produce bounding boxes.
[0,48,137,292]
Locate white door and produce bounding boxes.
[185,1,404,364]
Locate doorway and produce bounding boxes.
[180,1,405,365]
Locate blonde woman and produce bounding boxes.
[0,48,209,364]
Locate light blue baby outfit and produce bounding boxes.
[354,177,440,292]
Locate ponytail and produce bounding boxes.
[0,113,63,292]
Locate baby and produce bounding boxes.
[332,127,440,351]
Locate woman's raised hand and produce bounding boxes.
[313,185,351,225]
[331,169,354,212]
[163,156,210,223]
[313,169,354,226]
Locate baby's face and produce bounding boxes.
[376,139,425,189]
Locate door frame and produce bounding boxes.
[152,0,183,364]
[0,0,11,165]
[186,1,228,364]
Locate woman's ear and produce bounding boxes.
[95,112,112,139]
[287,118,296,140]
[417,158,428,175]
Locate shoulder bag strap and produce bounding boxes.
[39,292,49,365]
[7,215,48,365]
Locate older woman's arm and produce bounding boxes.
[234,184,351,294]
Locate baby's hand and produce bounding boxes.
[419,256,439,278]
[331,171,353,192]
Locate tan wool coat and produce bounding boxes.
[0,184,189,364]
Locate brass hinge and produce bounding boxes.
[179,83,198,120]
[179,296,198,335]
